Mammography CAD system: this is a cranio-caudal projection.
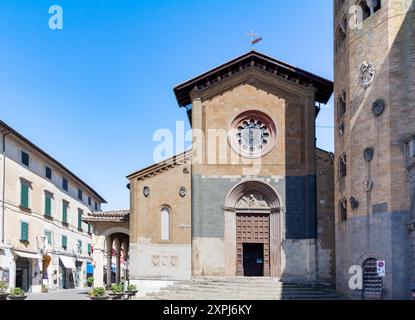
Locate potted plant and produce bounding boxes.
[126,284,138,296]
[88,287,108,300]
[0,282,9,300]
[87,277,94,287]
[109,283,125,300]
[8,287,27,300]
[41,284,49,293]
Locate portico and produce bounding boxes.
[83,211,129,288]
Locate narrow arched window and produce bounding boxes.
[335,15,348,53]
[161,207,170,241]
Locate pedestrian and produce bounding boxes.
[412,288,415,301]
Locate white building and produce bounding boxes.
[0,120,106,293]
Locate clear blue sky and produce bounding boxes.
[0,0,334,210]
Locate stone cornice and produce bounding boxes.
[127,151,192,182]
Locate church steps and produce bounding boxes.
[141,278,341,300]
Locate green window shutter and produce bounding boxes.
[78,240,82,253]
[88,243,91,255]
[20,183,29,208]
[78,209,83,230]
[20,222,29,241]
[62,235,67,248]
[62,202,68,223]
[45,195,52,216]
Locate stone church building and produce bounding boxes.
[125,51,336,284]
[87,0,415,300]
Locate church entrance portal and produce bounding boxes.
[224,181,281,278]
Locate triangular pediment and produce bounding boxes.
[173,50,333,108]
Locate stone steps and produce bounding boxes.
[141,278,341,300]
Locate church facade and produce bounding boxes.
[126,51,336,284]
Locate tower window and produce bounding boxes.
[373,0,381,13]
[335,0,346,14]
[339,154,347,177]
[335,17,347,52]
[339,198,348,222]
[337,91,347,119]
[408,137,415,158]
[358,0,371,21]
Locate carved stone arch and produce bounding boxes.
[224,180,282,211]
[224,180,282,277]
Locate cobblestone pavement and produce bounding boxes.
[26,288,90,300]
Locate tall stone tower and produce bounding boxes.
[334,0,415,299]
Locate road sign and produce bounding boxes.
[377,260,385,277]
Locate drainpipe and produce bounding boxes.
[1,130,10,245]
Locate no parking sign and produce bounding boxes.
[377,260,386,277]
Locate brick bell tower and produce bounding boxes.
[333,0,415,300]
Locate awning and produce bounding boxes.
[86,263,93,274]
[13,250,42,260]
[59,256,76,269]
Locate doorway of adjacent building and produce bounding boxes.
[16,258,30,292]
[243,243,264,277]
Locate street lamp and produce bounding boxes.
[37,235,47,289]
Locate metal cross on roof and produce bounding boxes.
[247,30,263,47]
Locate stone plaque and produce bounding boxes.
[372,203,388,214]
[359,62,375,88]
[152,256,160,267]
[143,186,150,197]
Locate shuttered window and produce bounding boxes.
[44,193,52,217]
[21,151,29,167]
[88,243,91,255]
[62,235,67,249]
[78,209,83,230]
[20,182,29,208]
[20,222,29,241]
[45,166,52,180]
[44,230,52,245]
[62,201,69,224]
